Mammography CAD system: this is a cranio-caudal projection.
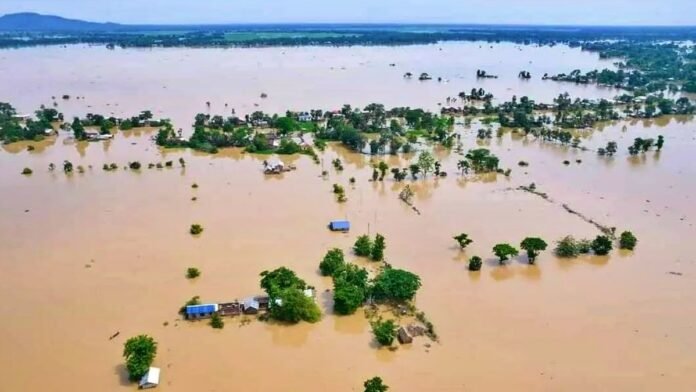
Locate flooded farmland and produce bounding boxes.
[1,42,696,392]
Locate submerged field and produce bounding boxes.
[1,42,695,391]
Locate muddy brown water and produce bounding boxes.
[1,43,695,391]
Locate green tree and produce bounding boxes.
[260,267,307,298]
[189,224,203,235]
[619,231,638,250]
[186,267,201,279]
[275,116,299,136]
[372,268,421,302]
[123,335,157,381]
[409,164,421,180]
[333,279,365,315]
[371,319,397,346]
[656,135,664,150]
[493,243,519,264]
[364,377,389,392]
[371,234,386,261]
[520,237,548,264]
[354,235,373,257]
[417,151,436,177]
[270,288,321,323]
[591,235,613,256]
[319,248,346,277]
[468,256,483,271]
[377,161,389,181]
[453,233,473,249]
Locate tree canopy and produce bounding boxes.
[123,335,157,381]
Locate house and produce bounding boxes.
[139,367,160,389]
[185,304,219,319]
[84,130,100,140]
[218,302,242,317]
[329,220,350,232]
[397,327,413,344]
[242,297,260,314]
[297,112,312,122]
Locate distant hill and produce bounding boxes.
[0,12,121,31]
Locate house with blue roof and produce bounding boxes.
[185,303,219,320]
[329,220,350,232]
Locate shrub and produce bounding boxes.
[186,267,201,279]
[492,243,519,264]
[453,233,473,249]
[210,313,224,329]
[468,256,482,271]
[577,239,592,254]
[21,167,32,175]
[319,248,345,277]
[354,235,373,257]
[619,231,638,250]
[190,224,204,235]
[591,235,613,255]
[364,377,389,392]
[555,236,579,258]
[371,234,386,261]
[191,183,199,189]
[371,319,397,346]
[128,161,141,170]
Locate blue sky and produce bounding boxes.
[1,0,694,25]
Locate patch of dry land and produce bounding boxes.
[1,42,695,391]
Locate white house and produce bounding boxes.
[139,367,160,389]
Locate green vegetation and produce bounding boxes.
[186,267,201,279]
[179,295,201,314]
[21,167,32,175]
[372,267,421,302]
[371,234,386,261]
[123,335,157,381]
[333,264,370,315]
[465,148,500,173]
[189,224,203,235]
[319,248,345,277]
[468,256,483,271]
[619,231,638,250]
[555,236,581,258]
[492,243,519,264]
[371,319,397,346]
[591,235,614,256]
[354,235,373,257]
[364,377,389,392]
[453,233,473,249]
[260,267,321,323]
[210,313,224,329]
[520,237,548,264]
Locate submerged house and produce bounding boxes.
[328,220,350,232]
[185,304,219,320]
[139,367,160,389]
[297,112,313,122]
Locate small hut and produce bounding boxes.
[397,327,413,344]
[328,220,350,232]
[139,367,160,389]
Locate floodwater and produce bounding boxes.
[1,43,696,392]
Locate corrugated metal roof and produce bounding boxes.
[243,297,260,309]
[329,220,350,230]
[185,304,218,315]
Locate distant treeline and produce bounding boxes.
[2,25,696,50]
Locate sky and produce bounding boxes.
[0,0,694,26]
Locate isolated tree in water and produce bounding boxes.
[520,237,548,264]
[364,377,389,392]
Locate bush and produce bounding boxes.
[453,233,473,249]
[128,161,141,170]
[210,313,224,329]
[371,234,386,261]
[123,335,157,381]
[191,183,199,188]
[555,236,579,258]
[354,235,373,257]
[619,231,638,250]
[190,224,204,235]
[364,377,389,392]
[21,167,32,175]
[591,235,613,255]
[179,295,201,313]
[186,267,201,279]
[319,248,345,277]
[371,319,397,346]
[577,239,592,254]
[468,256,482,271]
[492,243,519,264]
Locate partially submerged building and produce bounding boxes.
[328,220,350,232]
[139,367,160,389]
[185,304,219,320]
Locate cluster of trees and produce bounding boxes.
[628,136,664,155]
[0,103,61,143]
[354,234,387,261]
[455,233,549,268]
[259,267,321,323]
[555,231,636,257]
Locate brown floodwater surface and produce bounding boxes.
[1,44,695,391]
